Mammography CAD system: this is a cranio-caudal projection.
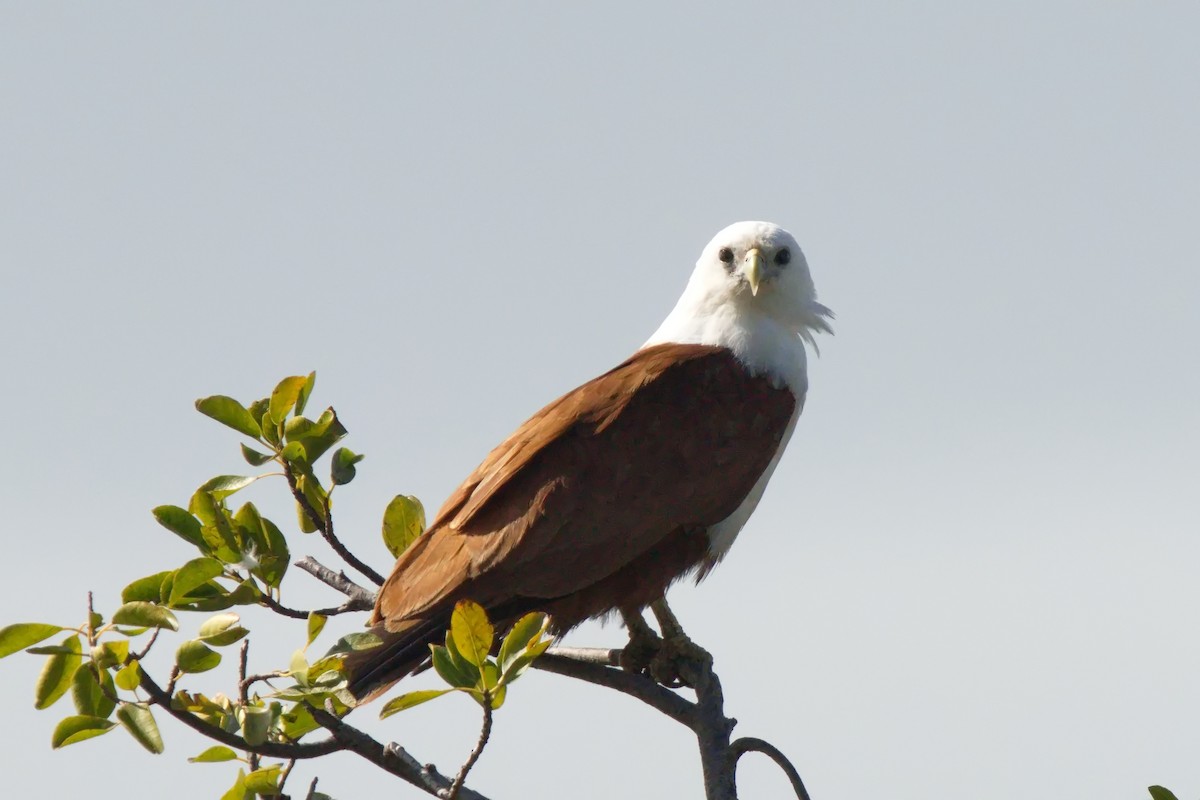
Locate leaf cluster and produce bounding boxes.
[379,600,552,718]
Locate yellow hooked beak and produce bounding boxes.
[744,248,764,296]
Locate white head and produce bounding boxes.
[645,221,833,389]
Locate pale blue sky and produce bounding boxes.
[2,4,1198,799]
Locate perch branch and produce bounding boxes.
[534,651,696,727]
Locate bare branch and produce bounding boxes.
[545,646,622,666]
[237,641,261,771]
[283,465,384,586]
[258,590,366,620]
[731,737,812,800]
[134,627,160,661]
[533,652,696,728]
[277,758,297,797]
[304,777,320,800]
[306,702,492,800]
[294,556,377,610]
[448,699,494,800]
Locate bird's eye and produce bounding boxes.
[774,248,791,266]
[718,247,735,265]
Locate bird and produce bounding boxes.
[346,221,832,702]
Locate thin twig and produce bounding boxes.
[448,699,494,800]
[730,737,812,800]
[294,556,377,609]
[237,641,260,771]
[306,702,492,800]
[258,591,365,620]
[276,759,297,797]
[134,663,344,760]
[86,591,96,646]
[241,671,289,695]
[283,465,384,586]
[133,627,160,661]
[304,777,319,800]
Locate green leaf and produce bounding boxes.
[115,660,142,691]
[220,769,250,800]
[170,558,225,606]
[176,640,222,674]
[0,623,64,659]
[198,613,249,647]
[295,371,316,416]
[330,447,365,485]
[430,643,478,690]
[450,600,493,669]
[112,602,179,631]
[279,703,319,740]
[91,639,129,669]
[285,407,347,463]
[72,664,117,719]
[238,505,289,588]
[270,375,309,424]
[306,613,327,648]
[294,471,328,534]
[117,703,164,754]
[239,705,272,746]
[151,505,205,549]
[1149,788,1180,800]
[244,764,283,794]
[260,411,281,447]
[479,663,506,708]
[379,689,453,719]
[381,495,426,558]
[498,612,549,674]
[198,475,260,501]
[280,441,307,465]
[35,635,82,709]
[195,396,263,439]
[240,443,274,467]
[122,571,174,604]
[499,636,552,686]
[189,745,239,763]
[51,715,116,748]
[289,648,310,685]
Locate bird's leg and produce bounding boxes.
[647,598,711,687]
[618,608,663,674]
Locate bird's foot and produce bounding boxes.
[619,610,663,675]
[648,632,712,688]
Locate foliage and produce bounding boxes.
[0,373,548,799]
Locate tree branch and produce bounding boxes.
[132,659,491,799]
[448,699,493,800]
[136,664,344,760]
[258,589,368,620]
[731,737,812,800]
[306,702,492,800]
[294,556,377,610]
[533,651,696,728]
[283,465,384,586]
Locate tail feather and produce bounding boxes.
[344,616,447,704]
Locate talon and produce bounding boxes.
[620,612,663,674]
[648,634,712,688]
